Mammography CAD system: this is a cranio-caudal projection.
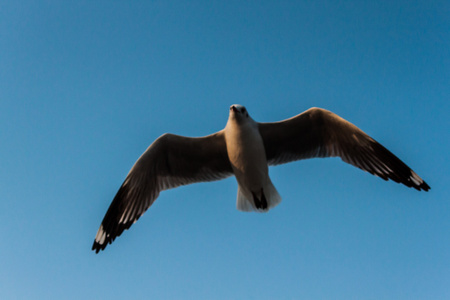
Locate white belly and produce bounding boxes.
[224,113,282,212]
[225,123,268,193]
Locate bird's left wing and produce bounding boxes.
[258,107,429,191]
[92,131,233,253]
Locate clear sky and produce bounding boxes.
[1,1,449,299]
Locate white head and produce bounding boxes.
[229,104,250,124]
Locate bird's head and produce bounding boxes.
[229,104,250,123]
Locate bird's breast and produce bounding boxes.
[225,123,268,188]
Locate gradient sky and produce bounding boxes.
[1,1,449,299]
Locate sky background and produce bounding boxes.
[1,1,449,299]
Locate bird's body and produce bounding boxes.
[92,105,430,253]
[224,105,281,211]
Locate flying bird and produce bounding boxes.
[92,105,429,253]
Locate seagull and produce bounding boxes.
[92,105,430,253]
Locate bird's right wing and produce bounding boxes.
[92,131,233,253]
[258,107,430,191]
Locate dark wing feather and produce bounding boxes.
[258,107,430,191]
[92,131,233,253]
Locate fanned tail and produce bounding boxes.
[236,180,281,212]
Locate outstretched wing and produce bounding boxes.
[258,107,430,191]
[92,131,233,253]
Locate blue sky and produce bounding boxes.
[1,1,449,299]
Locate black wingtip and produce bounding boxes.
[405,177,430,192]
[420,181,430,192]
[92,240,106,254]
[92,243,100,254]
[408,169,430,192]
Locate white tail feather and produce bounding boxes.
[236,186,254,212]
[236,180,282,212]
